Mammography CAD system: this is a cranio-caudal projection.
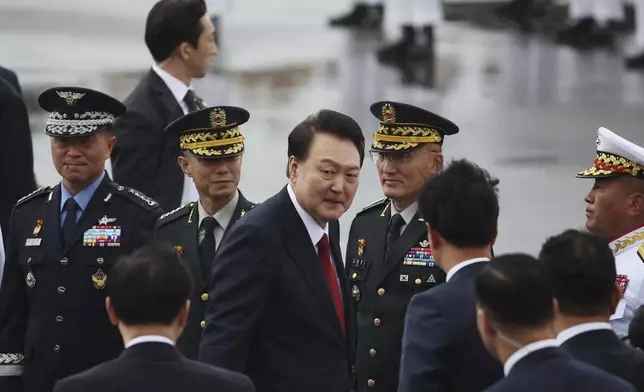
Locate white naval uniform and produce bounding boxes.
[568,0,624,25]
[609,225,644,337]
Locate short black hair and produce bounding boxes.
[145,0,207,63]
[287,109,365,173]
[476,254,554,329]
[538,229,615,317]
[108,242,193,325]
[418,159,499,248]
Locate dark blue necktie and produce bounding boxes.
[62,198,79,247]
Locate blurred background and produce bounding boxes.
[2,0,644,255]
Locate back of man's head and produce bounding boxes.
[108,242,193,326]
[476,254,554,331]
[418,159,499,249]
[538,229,617,317]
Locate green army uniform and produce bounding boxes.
[156,106,256,359]
[346,101,459,392]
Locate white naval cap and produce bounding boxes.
[577,127,644,179]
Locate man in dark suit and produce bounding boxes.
[157,106,256,359]
[476,254,636,392]
[538,229,644,390]
[198,110,365,392]
[398,159,503,392]
[346,101,459,392]
[111,0,217,211]
[0,66,22,94]
[0,87,163,392]
[52,243,254,392]
[0,76,37,236]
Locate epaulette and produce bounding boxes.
[15,186,52,207]
[356,197,389,216]
[638,243,644,263]
[111,184,160,211]
[157,203,193,227]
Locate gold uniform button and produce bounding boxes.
[369,349,377,357]
[201,293,209,301]
[373,318,381,327]
[200,321,206,329]
[377,288,385,296]
[352,273,358,280]
[367,379,376,388]
[415,278,422,285]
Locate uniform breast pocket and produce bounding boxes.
[399,264,443,292]
[18,251,46,292]
[349,258,371,310]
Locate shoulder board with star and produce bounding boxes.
[110,184,160,211]
[15,186,52,207]
[356,198,389,216]
[638,243,644,263]
[157,203,193,227]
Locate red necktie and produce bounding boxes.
[318,233,346,337]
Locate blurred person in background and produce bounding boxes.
[111,0,217,212]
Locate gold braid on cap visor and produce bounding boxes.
[578,152,644,177]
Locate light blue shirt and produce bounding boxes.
[60,171,106,227]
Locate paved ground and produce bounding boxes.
[3,0,644,255]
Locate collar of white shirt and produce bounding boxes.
[504,339,558,376]
[445,257,490,282]
[556,322,613,345]
[287,184,329,249]
[198,190,240,231]
[151,63,191,109]
[125,335,175,349]
[390,201,418,227]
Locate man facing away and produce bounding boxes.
[476,254,636,392]
[539,229,644,391]
[576,127,644,337]
[156,106,255,359]
[398,159,503,392]
[198,109,364,392]
[53,243,254,392]
[111,0,217,211]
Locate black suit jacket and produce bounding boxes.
[111,69,185,211]
[561,328,644,391]
[398,261,503,392]
[156,191,256,359]
[53,342,255,392]
[484,347,636,392]
[198,186,355,392]
[0,174,163,392]
[0,77,36,235]
[0,66,21,94]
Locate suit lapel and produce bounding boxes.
[369,212,427,287]
[149,70,184,121]
[181,203,206,290]
[279,189,345,346]
[43,185,62,259]
[62,177,112,256]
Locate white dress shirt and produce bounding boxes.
[125,334,175,349]
[556,322,613,345]
[197,190,239,250]
[151,63,199,206]
[445,257,490,282]
[504,339,558,376]
[390,201,418,236]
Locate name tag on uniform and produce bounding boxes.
[25,238,42,247]
[83,225,121,248]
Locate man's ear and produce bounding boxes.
[426,223,441,250]
[105,297,120,327]
[288,156,298,183]
[177,155,192,177]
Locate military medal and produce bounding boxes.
[26,271,36,289]
[97,215,117,225]
[351,285,361,302]
[419,240,429,248]
[92,269,107,290]
[32,220,44,236]
[357,239,366,256]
